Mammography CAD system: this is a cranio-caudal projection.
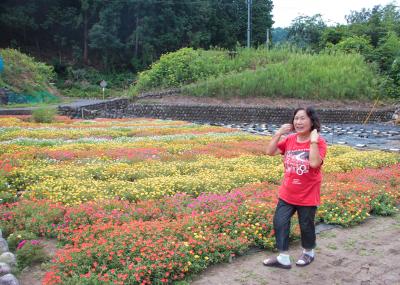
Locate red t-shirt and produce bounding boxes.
[277,133,327,206]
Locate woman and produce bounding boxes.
[263,107,327,269]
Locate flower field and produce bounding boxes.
[0,116,399,285]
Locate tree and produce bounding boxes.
[251,0,274,46]
[88,1,124,70]
[0,0,274,71]
[321,26,347,46]
[272,27,289,45]
[75,0,101,64]
[287,14,326,50]
[333,36,374,62]
[376,31,400,72]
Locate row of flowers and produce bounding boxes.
[0,124,234,141]
[0,116,189,128]
[4,147,398,205]
[0,164,398,284]
[0,131,255,158]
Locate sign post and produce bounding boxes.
[100,80,107,100]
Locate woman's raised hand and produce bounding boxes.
[277,124,293,135]
[310,129,319,143]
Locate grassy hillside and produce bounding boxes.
[130,47,383,101]
[0,48,59,104]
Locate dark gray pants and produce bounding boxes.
[273,198,317,252]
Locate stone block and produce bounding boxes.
[0,253,15,267]
[0,274,19,285]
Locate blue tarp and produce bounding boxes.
[6,91,59,104]
[0,56,3,73]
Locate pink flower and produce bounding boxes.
[17,240,27,250]
[30,240,41,246]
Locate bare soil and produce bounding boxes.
[191,212,400,285]
[137,95,397,111]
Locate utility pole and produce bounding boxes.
[266,28,270,50]
[247,0,252,48]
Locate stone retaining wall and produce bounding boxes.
[58,98,395,124]
[58,98,129,118]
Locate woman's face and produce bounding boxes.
[293,110,312,135]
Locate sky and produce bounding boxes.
[272,0,399,27]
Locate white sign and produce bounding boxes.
[100,80,107,88]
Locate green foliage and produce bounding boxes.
[0,172,17,205]
[131,47,302,94]
[0,200,65,238]
[390,57,400,84]
[287,14,327,50]
[16,240,49,270]
[131,47,383,100]
[332,36,374,58]
[380,76,400,99]
[57,67,133,98]
[31,108,57,123]
[344,4,399,47]
[7,230,38,251]
[370,193,398,216]
[183,51,381,100]
[132,48,226,93]
[321,26,346,46]
[0,0,273,70]
[0,191,17,205]
[0,48,55,94]
[375,31,400,72]
[272,27,289,44]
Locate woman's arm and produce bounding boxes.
[266,124,292,156]
[309,129,323,168]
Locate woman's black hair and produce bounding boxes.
[291,107,321,132]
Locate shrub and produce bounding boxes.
[131,47,225,93]
[16,240,49,270]
[370,192,398,216]
[7,230,38,251]
[330,35,375,62]
[32,108,57,123]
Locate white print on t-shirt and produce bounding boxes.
[292,179,302,184]
[284,149,310,177]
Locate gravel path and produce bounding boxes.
[212,122,400,152]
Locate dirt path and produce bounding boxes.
[191,213,400,285]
